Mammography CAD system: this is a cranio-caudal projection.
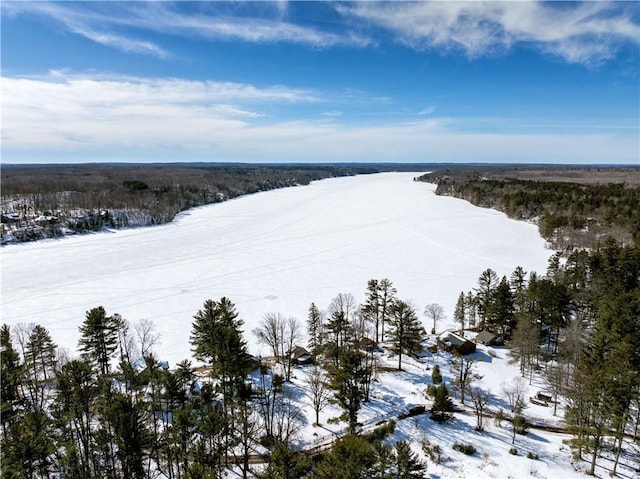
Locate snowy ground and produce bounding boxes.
[1,172,551,363]
[278,343,640,479]
[3,172,638,477]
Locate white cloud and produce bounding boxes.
[2,1,371,55]
[337,1,640,66]
[2,72,636,164]
[2,2,168,57]
[418,106,437,116]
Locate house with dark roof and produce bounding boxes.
[475,330,500,346]
[437,331,477,355]
[291,345,313,365]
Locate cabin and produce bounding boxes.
[437,331,477,355]
[358,337,382,352]
[291,346,313,365]
[475,330,499,346]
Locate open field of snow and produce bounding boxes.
[1,172,552,363]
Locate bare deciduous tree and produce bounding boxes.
[134,318,158,358]
[306,365,332,426]
[254,313,303,381]
[424,303,445,335]
[467,386,491,431]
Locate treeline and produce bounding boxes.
[0,278,429,479]
[2,241,639,478]
[418,170,640,250]
[454,240,640,475]
[1,163,395,242]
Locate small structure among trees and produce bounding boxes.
[437,331,476,355]
[474,330,499,346]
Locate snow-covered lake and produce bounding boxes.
[1,172,552,364]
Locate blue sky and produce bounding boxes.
[2,1,639,164]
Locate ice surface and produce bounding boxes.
[1,172,551,364]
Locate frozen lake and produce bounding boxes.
[1,172,552,364]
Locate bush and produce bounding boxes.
[527,452,539,460]
[426,384,437,397]
[452,443,476,455]
[509,447,518,455]
[431,364,443,384]
[422,440,444,464]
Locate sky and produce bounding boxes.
[1,1,639,165]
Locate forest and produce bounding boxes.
[1,163,420,243]
[418,166,640,250]
[2,239,639,478]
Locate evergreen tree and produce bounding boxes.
[431,364,442,385]
[315,434,380,479]
[190,297,253,461]
[388,300,425,371]
[1,324,23,436]
[1,408,55,479]
[393,440,427,479]
[330,349,369,433]
[429,384,453,423]
[485,276,516,339]
[325,310,351,366]
[24,324,58,409]
[78,306,119,376]
[306,302,324,357]
[474,268,498,327]
[259,441,311,479]
[509,266,528,313]
[378,278,397,343]
[453,292,465,333]
[52,359,99,478]
[362,279,382,343]
[465,291,477,329]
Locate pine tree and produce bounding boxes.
[258,441,311,479]
[485,276,516,339]
[430,384,453,423]
[1,324,23,436]
[474,268,498,328]
[52,359,99,478]
[307,302,324,357]
[393,440,427,479]
[465,292,477,329]
[361,279,383,344]
[431,364,442,385]
[78,306,119,376]
[190,297,253,461]
[453,292,465,334]
[378,278,397,343]
[330,349,369,433]
[315,434,379,479]
[388,300,425,371]
[325,310,351,366]
[24,324,58,409]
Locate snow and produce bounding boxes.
[3,172,637,477]
[1,172,551,364]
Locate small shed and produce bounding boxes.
[291,346,313,365]
[475,330,499,346]
[437,331,477,355]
